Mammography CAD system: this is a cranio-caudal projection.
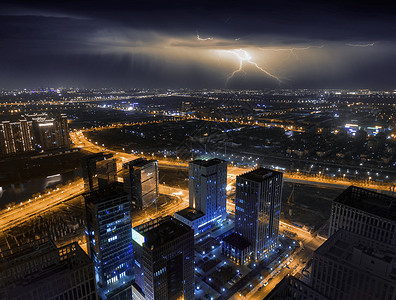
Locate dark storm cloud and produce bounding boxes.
[1,0,396,89]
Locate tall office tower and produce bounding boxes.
[328,186,396,244]
[188,158,227,230]
[311,229,396,300]
[235,168,282,261]
[83,152,117,192]
[84,183,133,290]
[132,216,194,300]
[0,120,34,157]
[0,238,97,299]
[264,275,329,300]
[123,158,159,209]
[55,114,70,147]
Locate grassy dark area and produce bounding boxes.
[158,166,189,189]
[281,182,344,230]
[0,150,90,186]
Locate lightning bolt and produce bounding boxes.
[260,45,324,61]
[346,42,375,47]
[196,31,214,41]
[222,49,281,85]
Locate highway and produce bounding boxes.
[0,130,334,300]
[71,130,394,193]
[0,179,83,232]
[0,129,384,240]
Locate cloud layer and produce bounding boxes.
[1,0,396,89]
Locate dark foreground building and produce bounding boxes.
[83,152,117,192]
[329,185,396,244]
[0,238,97,300]
[132,216,195,300]
[311,229,396,300]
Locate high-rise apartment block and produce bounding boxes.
[123,158,158,209]
[84,183,133,290]
[83,152,117,192]
[233,168,282,262]
[0,120,34,157]
[329,186,396,244]
[0,113,70,158]
[175,158,227,234]
[132,216,194,300]
[0,238,97,300]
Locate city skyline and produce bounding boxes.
[0,2,395,299]
[1,1,396,89]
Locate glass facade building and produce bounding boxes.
[84,183,133,290]
[132,216,194,300]
[123,158,159,209]
[187,158,227,232]
[235,167,283,261]
[83,152,117,192]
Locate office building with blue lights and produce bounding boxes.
[132,216,194,300]
[84,183,133,293]
[176,158,227,234]
[234,168,283,261]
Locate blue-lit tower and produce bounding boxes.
[235,168,283,261]
[84,183,133,290]
[188,158,227,231]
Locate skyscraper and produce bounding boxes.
[234,167,282,261]
[132,216,194,300]
[55,114,70,148]
[84,183,133,290]
[83,152,117,192]
[123,158,159,209]
[177,158,227,232]
[0,238,97,299]
[328,185,396,244]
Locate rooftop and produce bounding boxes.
[83,182,127,204]
[223,232,251,250]
[238,167,282,182]
[136,216,192,249]
[175,207,205,221]
[190,158,226,168]
[335,186,396,222]
[315,229,396,280]
[124,157,157,168]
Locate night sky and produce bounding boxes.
[1,0,396,89]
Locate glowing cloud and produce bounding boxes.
[260,45,324,61]
[196,31,214,41]
[220,49,281,86]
